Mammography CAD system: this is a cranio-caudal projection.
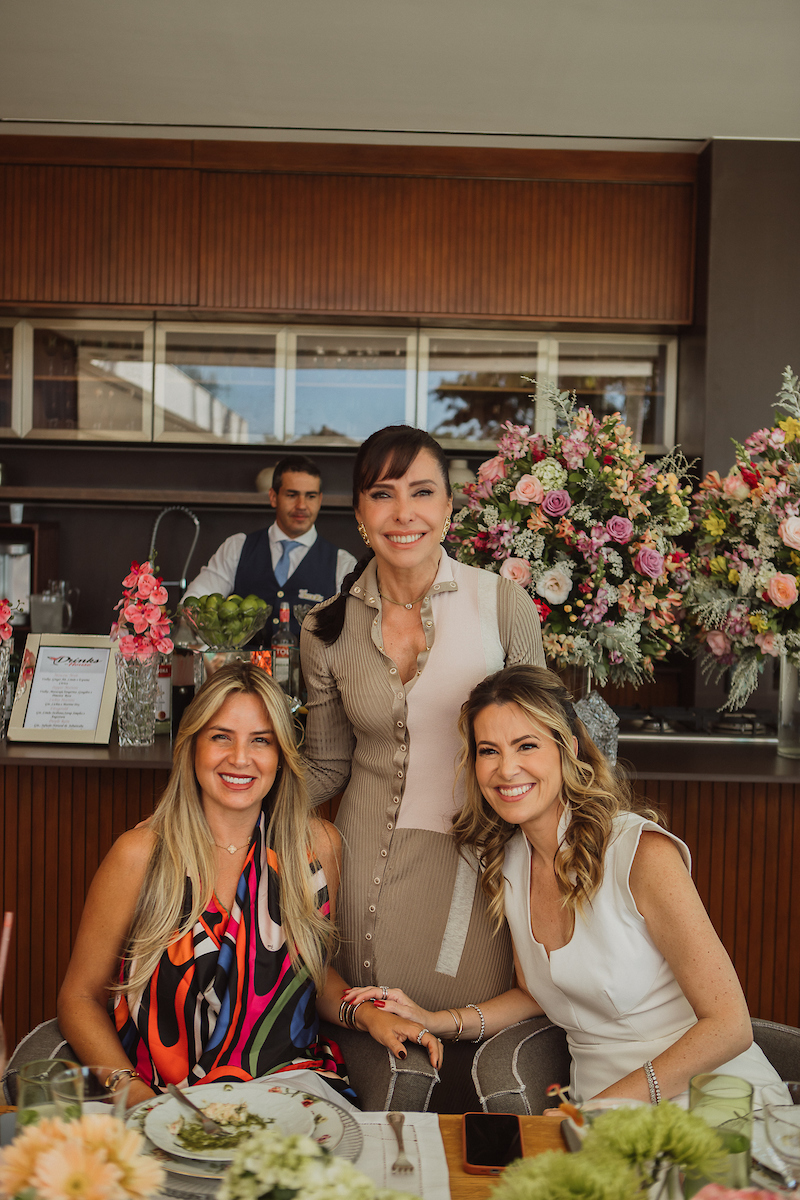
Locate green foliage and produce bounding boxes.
[492,1147,641,1200]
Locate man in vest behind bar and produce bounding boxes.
[183,455,357,640]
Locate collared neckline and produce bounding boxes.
[349,552,459,608]
[268,523,318,550]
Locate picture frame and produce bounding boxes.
[7,634,117,744]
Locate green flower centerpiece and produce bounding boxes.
[494,1104,725,1200]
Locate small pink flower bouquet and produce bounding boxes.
[686,366,800,708]
[0,1112,164,1200]
[111,561,173,660]
[448,382,693,687]
[0,599,16,643]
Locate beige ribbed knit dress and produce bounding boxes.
[300,553,545,1011]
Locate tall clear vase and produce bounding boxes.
[777,653,800,759]
[115,652,159,747]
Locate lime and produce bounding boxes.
[219,600,239,619]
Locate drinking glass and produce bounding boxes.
[17,1058,79,1125]
[51,1065,132,1120]
[687,1073,753,1193]
[763,1080,800,1189]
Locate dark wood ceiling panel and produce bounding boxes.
[198,171,694,322]
[0,165,198,305]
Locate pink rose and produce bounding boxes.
[633,547,665,579]
[477,455,507,485]
[706,630,732,658]
[541,489,572,518]
[767,572,798,608]
[755,631,779,657]
[606,515,634,544]
[722,472,751,501]
[500,558,533,587]
[779,516,800,551]
[509,474,544,505]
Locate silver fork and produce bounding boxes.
[387,1111,414,1173]
[166,1083,227,1137]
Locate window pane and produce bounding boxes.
[32,327,150,434]
[424,337,539,442]
[0,327,12,429]
[294,335,408,444]
[556,342,668,445]
[158,330,276,443]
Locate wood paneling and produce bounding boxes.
[0,135,699,184]
[0,764,169,1049]
[0,136,696,324]
[644,779,800,1027]
[0,165,198,306]
[198,172,695,322]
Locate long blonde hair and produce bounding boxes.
[120,663,333,997]
[452,664,660,932]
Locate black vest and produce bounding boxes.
[233,527,339,641]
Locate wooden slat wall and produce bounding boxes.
[0,145,696,323]
[645,779,800,1027]
[0,165,197,306]
[0,764,169,1050]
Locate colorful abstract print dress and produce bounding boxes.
[114,810,349,1095]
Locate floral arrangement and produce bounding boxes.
[0,599,15,644]
[111,561,173,660]
[494,1103,725,1200]
[0,1112,165,1200]
[219,1127,413,1200]
[685,367,800,709]
[449,383,693,686]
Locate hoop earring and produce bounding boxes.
[357,522,371,547]
[440,516,451,542]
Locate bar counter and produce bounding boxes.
[1,734,799,1056]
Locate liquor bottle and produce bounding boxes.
[155,653,172,735]
[271,601,298,686]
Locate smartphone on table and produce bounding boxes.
[462,1111,524,1175]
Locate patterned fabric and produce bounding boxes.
[114,809,350,1095]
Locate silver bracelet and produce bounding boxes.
[465,1003,486,1043]
[643,1060,661,1105]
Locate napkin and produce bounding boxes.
[353,1112,451,1199]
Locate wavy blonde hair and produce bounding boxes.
[119,663,333,998]
[452,664,660,933]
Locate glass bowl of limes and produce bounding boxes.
[179,592,271,651]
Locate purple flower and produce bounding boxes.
[606,515,634,544]
[541,489,572,518]
[634,547,665,579]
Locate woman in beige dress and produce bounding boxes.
[300,425,545,1107]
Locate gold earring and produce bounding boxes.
[357,522,371,547]
[441,516,451,542]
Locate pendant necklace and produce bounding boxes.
[379,588,428,610]
[215,839,249,855]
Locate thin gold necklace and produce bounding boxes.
[379,586,428,610]
[215,839,250,855]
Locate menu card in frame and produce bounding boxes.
[8,635,117,743]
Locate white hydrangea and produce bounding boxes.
[531,458,568,491]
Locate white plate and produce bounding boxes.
[144,1082,315,1161]
[128,1081,363,1180]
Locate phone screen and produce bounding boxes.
[463,1113,522,1169]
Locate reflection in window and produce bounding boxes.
[425,338,539,442]
[32,328,149,434]
[0,328,11,428]
[159,331,276,443]
[294,336,408,444]
[556,343,667,445]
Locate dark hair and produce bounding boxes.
[310,426,450,646]
[272,455,322,493]
[351,426,451,507]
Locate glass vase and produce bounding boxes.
[0,641,10,735]
[777,653,800,759]
[556,662,593,701]
[115,651,159,747]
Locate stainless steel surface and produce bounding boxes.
[165,1083,227,1136]
[620,732,778,746]
[149,507,200,590]
[387,1111,413,1173]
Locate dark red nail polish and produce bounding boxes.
[398,1049,407,1059]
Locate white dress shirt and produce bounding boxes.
[183,523,356,602]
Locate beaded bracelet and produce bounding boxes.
[465,1003,486,1043]
[643,1060,661,1105]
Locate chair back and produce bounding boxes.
[752,1018,800,1081]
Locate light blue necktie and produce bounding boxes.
[274,540,302,586]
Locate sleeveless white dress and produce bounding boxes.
[503,811,784,1104]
